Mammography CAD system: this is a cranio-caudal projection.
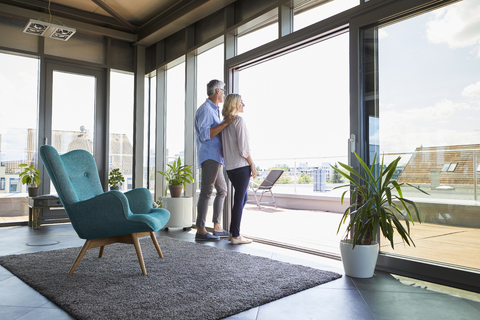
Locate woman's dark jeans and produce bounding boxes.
[226,165,251,238]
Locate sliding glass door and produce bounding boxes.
[365,0,480,272]
[234,32,350,255]
[43,62,106,194]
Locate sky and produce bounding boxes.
[377,0,480,165]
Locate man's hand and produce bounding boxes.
[224,114,238,125]
[210,115,238,138]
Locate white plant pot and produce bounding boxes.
[163,196,193,228]
[340,239,379,278]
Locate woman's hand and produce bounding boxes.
[251,165,258,179]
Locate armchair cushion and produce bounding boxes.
[125,188,157,214]
[68,190,170,239]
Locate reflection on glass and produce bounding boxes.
[0,52,39,221]
[237,9,278,55]
[238,32,350,254]
[294,0,359,32]
[109,70,134,192]
[374,0,480,271]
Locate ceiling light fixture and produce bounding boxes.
[23,19,76,41]
[22,1,75,41]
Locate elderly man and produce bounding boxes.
[194,79,236,241]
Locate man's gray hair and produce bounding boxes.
[206,79,225,96]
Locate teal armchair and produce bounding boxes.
[40,145,170,275]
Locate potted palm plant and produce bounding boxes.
[157,157,194,198]
[108,168,125,191]
[19,163,41,197]
[331,152,428,278]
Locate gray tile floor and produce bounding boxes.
[1,224,480,320]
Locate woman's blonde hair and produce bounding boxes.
[222,94,242,117]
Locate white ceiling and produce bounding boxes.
[50,0,183,26]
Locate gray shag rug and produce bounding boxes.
[0,237,341,320]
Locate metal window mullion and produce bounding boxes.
[155,67,167,200]
[185,52,196,198]
[133,45,146,189]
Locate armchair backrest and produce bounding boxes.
[40,145,104,206]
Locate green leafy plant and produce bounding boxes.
[19,163,41,187]
[277,175,292,184]
[297,173,313,184]
[331,152,428,249]
[329,164,345,183]
[157,157,194,196]
[108,168,125,188]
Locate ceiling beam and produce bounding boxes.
[90,0,137,33]
[135,0,236,46]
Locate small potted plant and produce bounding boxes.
[108,168,125,191]
[157,157,194,197]
[19,163,41,197]
[153,197,163,208]
[331,152,428,278]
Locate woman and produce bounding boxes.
[221,94,258,245]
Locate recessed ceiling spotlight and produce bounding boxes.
[49,27,76,41]
[23,20,50,36]
[23,19,76,41]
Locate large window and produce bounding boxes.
[109,70,134,192]
[49,70,97,195]
[165,62,186,185]
[0,52,39,221]
[196,43,224,109]
[237,8,278,55]
[237,32,350,254]
[294,0,359,32]
[370,0,480,271]
[148,76,157,193]
[51,71,95,154]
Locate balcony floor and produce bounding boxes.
[241,203,480,271]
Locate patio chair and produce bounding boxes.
[39,145,170,275]
[250,169,284,209]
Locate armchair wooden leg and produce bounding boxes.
[150,232,163,258]
[69,240,92,274]
[131,233,147,275]
[99,246,105,258]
